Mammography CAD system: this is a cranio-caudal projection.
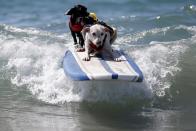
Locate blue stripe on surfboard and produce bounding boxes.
[99,58,118,79]
[63,50,89,80]
[120,50,144,82]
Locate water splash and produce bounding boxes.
[128,43,187,97]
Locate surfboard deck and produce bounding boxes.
[63,48,143,82]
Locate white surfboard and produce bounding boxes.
[63,48,143,82]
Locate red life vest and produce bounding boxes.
[69,17,83,32]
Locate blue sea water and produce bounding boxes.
[1,0,196,130]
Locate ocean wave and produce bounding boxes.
[129,43,187,97]
[118,25,196,97]
[117,25,196,46]
[1,24,195,104]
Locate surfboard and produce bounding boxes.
[63,48,143,82]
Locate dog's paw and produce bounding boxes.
[114,58,121,62]
[75,47,85,52]
[74,44,85,52]
[83,56,90,61]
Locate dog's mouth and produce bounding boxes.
[90,41,102,47]
[89,41,104,51]
[96,41,102,47]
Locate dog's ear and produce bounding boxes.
[104,27,110,32]
[83,27,90,32]
[82,27,90,33]
[81,27,90,38]
[65,8,73,15]
[65,8,76,15]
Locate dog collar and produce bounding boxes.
[89,34,107,51]
[89,42,104,51]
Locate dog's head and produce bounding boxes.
[65,5,88,17]
[83,24,110,48]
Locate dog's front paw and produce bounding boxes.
[114,58,121,62]
[75,47,85,52]
[83,56,90,61]
[74,44,85,52]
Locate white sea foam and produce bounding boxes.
[128,43,187,97]
[123,25,196,97]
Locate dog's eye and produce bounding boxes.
[101,33,104,36]
[92,33,96,36]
